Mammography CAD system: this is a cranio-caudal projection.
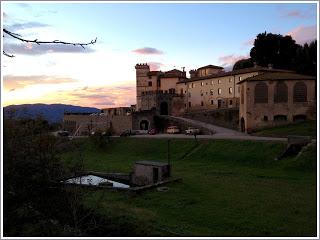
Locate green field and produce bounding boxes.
[61,138,317,237]
[253,120,317,138]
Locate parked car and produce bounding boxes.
[185,127,200,135]
[148,128,158,135]
[120,130,132,137]
[167,126,180,134]
[57,130,69,137]
[132,129,148,135]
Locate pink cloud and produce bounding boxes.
[132,47,163,55]
[280,8,315,19]
[243,38,254,47]
[148,62,163,71]
[218,54,249,67]
[286,25,317,45]
[68,85,136,108]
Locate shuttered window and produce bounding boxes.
[274,82,288,103]
[293,82,307,102]
[254,82,268,103]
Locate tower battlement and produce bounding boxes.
[135,63,150,69]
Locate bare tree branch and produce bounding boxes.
[3,51,15,57]
[3,28,97,57]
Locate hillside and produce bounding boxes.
[3,103,100,123]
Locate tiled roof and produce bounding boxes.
[237,72,316,84]
[177,66,294,83]
[198,64,224,70]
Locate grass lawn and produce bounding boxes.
[60,138,317,237]
[253,120,317,138]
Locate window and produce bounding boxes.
[188,102,191,107]
[211,100,214,105]
[201,82,204,86]
[293,82,307,102]
[239,76,242,81]
[274,82,288,103]
[148,81,152,87]
[241,85,244,104]
[189,84,192,89]
[218,79,221,84]
[218,88,222,95]
[229,87,233,94]
[201,101,204,106]
[229,100,233,105]
[206,82,208,85]
[293,114,306,122]
[218,99,222,108]
[254,82,268,103]
[274,115,287,121]
[188,92,191,97]
[263,116,268,121]
[201,93,203,96]
[210,89,214,95]
[192,83,195,88]
[229,78,233,83]
[211,80,214,85]
[184,103,187,108]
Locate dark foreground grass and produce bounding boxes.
[253,120,317,138]
[61,138,317,237]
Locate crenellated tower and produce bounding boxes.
[135,63,150,111]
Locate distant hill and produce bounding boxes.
[3,104,101,123]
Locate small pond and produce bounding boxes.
[64,174,130,189]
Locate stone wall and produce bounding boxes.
[132,109,156,130]
[183,107,239,130]
[63,113,133,135]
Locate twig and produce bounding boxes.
[3,51,14,57]
[3,28,97,57]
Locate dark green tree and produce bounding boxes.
[294,40,317,76]
[233,58,254,70]
[250,32,298,70]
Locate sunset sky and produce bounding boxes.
[1,2,318,108]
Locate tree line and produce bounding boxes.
[233,32,317,76]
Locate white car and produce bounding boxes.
[167,126,180,134]
[185,127,200,135]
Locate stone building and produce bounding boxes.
[63,111,132,136]
[177,65,294,112]
[63,62,316,135]
[135,63,186,115]
[238,72,316,133]
[131,161,170,186]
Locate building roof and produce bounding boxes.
[237,72,316,84]
[177,66,294,84]
[147,71,162,76]
[197,64,224,70]
[135,161,169,167]
[160,69,187,78]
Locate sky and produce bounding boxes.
[1,1,318,108]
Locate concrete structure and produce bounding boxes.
[131,161,170,186]
[63,112,132,136]
[238,72,316,133]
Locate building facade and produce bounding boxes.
[63,63,316,135]
[238,72,316,133]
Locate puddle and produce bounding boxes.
[64,174,130,188]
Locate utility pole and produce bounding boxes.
[167,139,171,177]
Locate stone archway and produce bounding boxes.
[139,120,149,130]
[160,102,168,115]
[240,117,245,132]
